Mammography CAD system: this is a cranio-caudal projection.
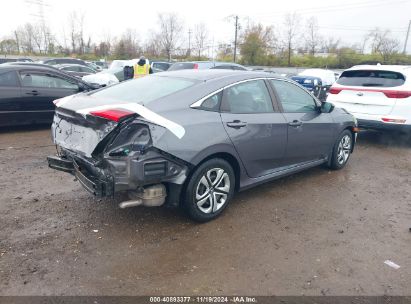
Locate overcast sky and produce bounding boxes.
[1,0,411,53]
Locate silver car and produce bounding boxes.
[47,70,358,222]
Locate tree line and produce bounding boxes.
[1,12,410,68]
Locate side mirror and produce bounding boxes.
[78,82,88,92]
[321,101,334,113]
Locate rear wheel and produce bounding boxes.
[328,130,353,170]
[183,158,235,222]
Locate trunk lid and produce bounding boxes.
[328,87,396,115]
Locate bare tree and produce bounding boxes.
[283,12,300,66]
[304,16,322,55]
[68,11,85,54]
[322,37,340,54]
[144,30,163,58]
[157,13,183,61]
[193,23,208,59]
[368,28,400,61]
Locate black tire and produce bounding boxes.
[328,129,353,170]
[183,158,235,222]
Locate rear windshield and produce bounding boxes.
[91,75,196,104]
[168,63,195,71]
[337,70,405,87]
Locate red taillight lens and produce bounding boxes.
[381,118,406,123]
[328,87,342,94]
[387,91,411,99]
[89,109,134,122]
[193,63,199,69]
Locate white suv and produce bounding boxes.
[327,65,411,131]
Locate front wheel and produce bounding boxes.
[183,158,235,222]
[328,130,353,170]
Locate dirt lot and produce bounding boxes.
[0,126,410,296]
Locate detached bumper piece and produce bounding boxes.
[47,155,113,197]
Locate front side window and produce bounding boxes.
[0,71,19,87]
[270,80,317,113]
[80,66,94,73]
[91,75,196,105]
[222,80,273,114]
[20,72,78,89]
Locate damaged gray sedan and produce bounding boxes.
[47,70,358,221]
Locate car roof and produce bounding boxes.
[347,65,411,74]
[156,69,280,81]
[54,64,88,68]
[0,62,60,70]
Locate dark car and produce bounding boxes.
[47,70,357,222]
[55,64,97,78]
[168,61,247,71]
[0,64,97,127]
[40,58,88,67]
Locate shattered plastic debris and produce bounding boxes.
[384,260,400,269]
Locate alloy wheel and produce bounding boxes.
[337,135,351,165]
[195,168,231,214]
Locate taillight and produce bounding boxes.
[328,87,342,94]
[328,87,411,99]
[193,63,199,69]
[381,118,406,123]
[89,109,135,122]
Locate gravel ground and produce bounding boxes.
[0,126,410,296]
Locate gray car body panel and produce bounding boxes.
[49,70,356,201]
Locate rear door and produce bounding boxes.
[220,79,288,178]
[18,70,81,123]
[270,79,335,165]
[327,70,406,115]
[0,70,23,126]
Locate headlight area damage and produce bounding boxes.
[47,105,190,209]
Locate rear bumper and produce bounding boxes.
[47,147,189,205]
[358,119,411,132]
[47,155,113,197]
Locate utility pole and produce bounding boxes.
[234,15,239,63]
[188,29,192,58]
[403,20,411,54]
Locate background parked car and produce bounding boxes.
[92,61,109,70]
[150,61,171,72]
[55,64,97,78]
[39,58,88,67]
[327,65,411,132]
[168,61,247,71]
[0,63,97,127]
[291,75,325,100]
[0,58,33,64]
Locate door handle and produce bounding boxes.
[26,90,39,96]
[288,120,302,127]
[226,120,247,128]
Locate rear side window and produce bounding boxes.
[91,75,196,105]
[200,91,222,111]
[222,80,273,113]
[0,71,19,87]
[337,70,405,87]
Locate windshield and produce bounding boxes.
[91,75,196,104]
[337,70,406,87]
